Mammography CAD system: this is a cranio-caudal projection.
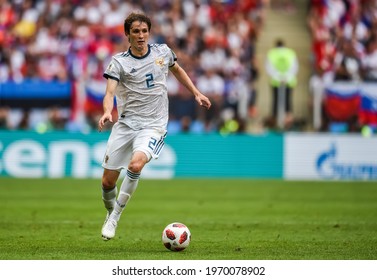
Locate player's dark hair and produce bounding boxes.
[124,12,152,35]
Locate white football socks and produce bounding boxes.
[102,186,117,213]
[112,169,140,222]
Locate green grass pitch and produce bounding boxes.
[0,178,376,260]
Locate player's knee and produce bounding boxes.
[128,160,144,174]
[102,177,116,189]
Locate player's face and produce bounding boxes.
[128,21,150,56]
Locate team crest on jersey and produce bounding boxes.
[155,57,164,67]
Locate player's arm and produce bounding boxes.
[98,78,118,131]
[169,62,211,110]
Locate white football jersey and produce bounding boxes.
[104,44,177,130]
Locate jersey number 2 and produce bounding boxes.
[146,73,155,88]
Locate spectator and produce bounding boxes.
[341,7,370,45]
[308,5,337,79]
[0,45,11,82]
[333,38,363,81]
[196,68,225,131]
[17,109,31,130]
[0,106,10,129]
[361,36,377,82]
[265,39,298,129]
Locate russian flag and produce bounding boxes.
[84,79,107,113]
[359,83,377,126]
[323,82,360,121]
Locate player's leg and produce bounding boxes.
[101,169,121,240]
[103,128,166,240]
[102,152,148,240]
[111,151,148,221]
[112,128,166,220]
[100,122,123,220]
[101,122,132,240]
[101,169,120,218]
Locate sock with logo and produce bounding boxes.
[112,169,140,222]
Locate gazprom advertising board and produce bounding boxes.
[1,131,376,180]
[284,133,377,180]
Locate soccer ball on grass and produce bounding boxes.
[162,222,191,251]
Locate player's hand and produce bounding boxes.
[196,94,212,110]
[98,113,113,132]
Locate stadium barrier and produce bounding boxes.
[0,131,376,180]
[284,133,377,180]
[0,131,282,179]
[0,79,72,109]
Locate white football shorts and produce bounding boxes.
[102,122,167,171]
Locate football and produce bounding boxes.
[162,222,191,251]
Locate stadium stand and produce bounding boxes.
[0,0,266,133]
[308,0,377,133]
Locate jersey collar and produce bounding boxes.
[128,44,151,59]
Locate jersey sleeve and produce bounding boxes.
[168,48,177,67]
[103,57,121,82]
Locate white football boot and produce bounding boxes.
[101,214,118,241]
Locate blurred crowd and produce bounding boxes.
[307,0,377,133]
[308,0,377,84]
[0,0,267,133]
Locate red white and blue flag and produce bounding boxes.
[323,82,360,122]
[359,83,377,126]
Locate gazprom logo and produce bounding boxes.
[316,143,377,180]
